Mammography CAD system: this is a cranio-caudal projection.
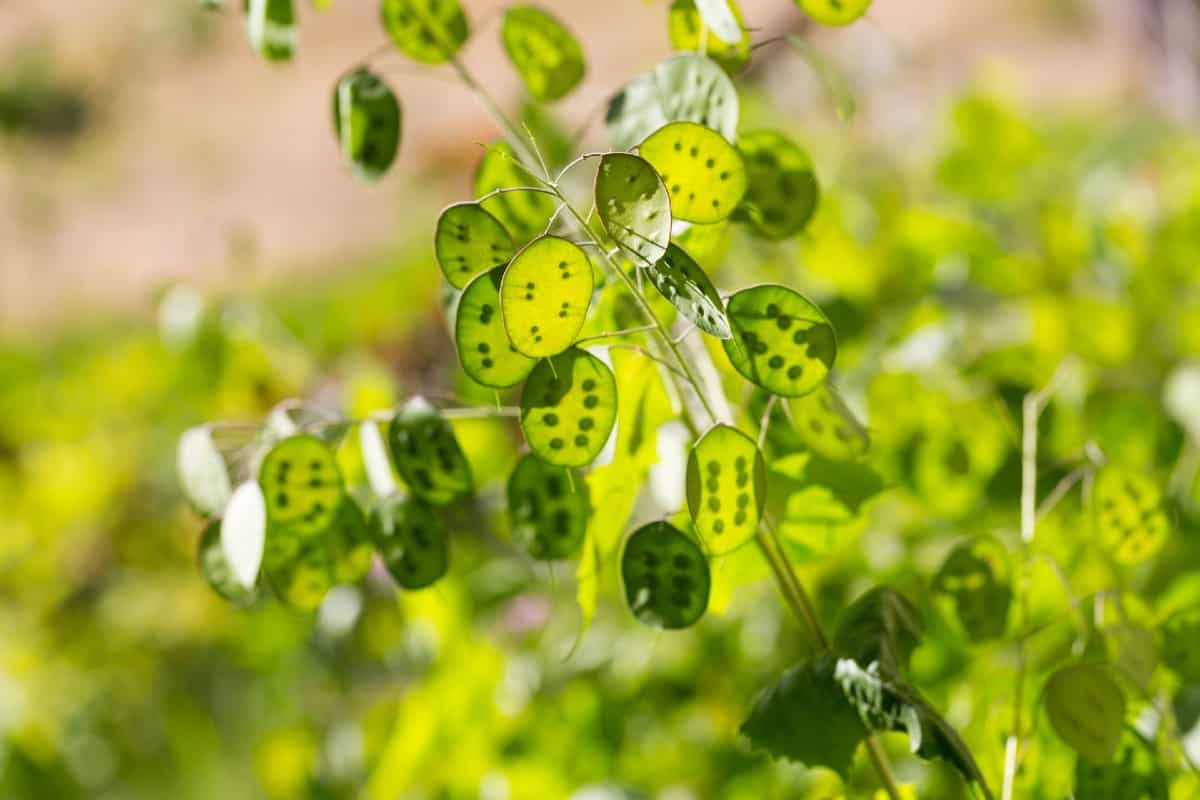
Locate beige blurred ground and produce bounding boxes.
[0,0,1158,333]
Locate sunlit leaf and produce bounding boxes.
[500,236,594,358]
[723,284,836,397]
[639,121,745,224]
[381,0,469,64]
[435,202,515,289]
[520,347,617,467]
[686,424,766,554]
[594,153,672,267]
[621,521,710,629]
[501,6,586,103]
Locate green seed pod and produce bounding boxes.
[736,130,819,239]
[456,268,537,387]
[246,0,296,62]
[686,425,766,554]
[1074,726,1168,800]
[1044,663,1126,765]
[435,202,515,289]
[520,348,617,467]
[266,535,335,612]
[500,236,594,358]
[646,244,731,339]
[369,494,449,589]
[796,0,872,27]
[387,399,473,505]
[501,6,586,103]
[606,54,738,151]
[786,382,869,461]
[198,519,258,606]
[327,500,375,585]
[932,536,1012,641]
[1161,606,1200,683]
[722,284,836,397]
[332,68,402,181]
[595,153,671,267]
[668,0,750,75]
[1093,467,1170,565]
[380,0,469,64]
[639,121,746,224]
[507,453,588,560]
[474,142,557,246]
[621,521,710,629]
[258,434,345,538]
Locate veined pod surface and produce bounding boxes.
[595,153,672,267]
[686,425,767,554]
[606,54,738,151]
[668,0,750,75]
[622,521,710,629]
[645,244,731,339]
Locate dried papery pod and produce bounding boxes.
[1043,663,1126,764]
[638,121,745,224]
[723,284,836,397]
[258,434,346,538]
[506,453,588,560]
[369,494,449,589]
[333,67,402,180]
[500,236,594,358]
[381,0,469,64]
[435,202,515,289]
[645,243,731,339]
[501,5,586,103]
[387,399,473,506]
[456,268,537,388]
[1092,467,1170,565]
[520,348,618,467]
[932,536,1012,641]
[686,425,767,554]
[621,521,710,629]
[736,130,819,239]
[594,153,672,267]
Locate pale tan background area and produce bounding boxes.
[0,0,1168,331]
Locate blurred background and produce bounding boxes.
[3,0,1200,798]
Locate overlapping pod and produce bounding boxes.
[198,519,257,606]
[387,399,473,505]
[646,244,731,339]
[369,494,448,589]
[723,284,836,397]
[1043,663,1126,764]
[606,54,738,151]
[796,0,872,27]
[1092,467,1170,565]
[246,0,297,61]
[621,521,710,629]
[639,121,745,224]
[932,537,1012,641]
[381,0,469,64]
[736,130,819,239]
[474,143,558,246]
[786,382,869,461]
[501,6,586,103]
[686,425,767,554]
[500,236,594,358]
[668,0,750,75]
[594,153,672,267]
[456,268,537,388]
[265,533,335,611]
[435,203,515,289]
[333,68,402,180]
[520,348,617,467]
[258,434,345,537]
[506,453,588,560]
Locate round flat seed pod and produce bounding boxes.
[686,425,766,554]
[198,520,257,606]
[500,236,594,358]
[1074,726,1168,800]
[258,434,345,538]
[520,348,617,467]
[1161,606,1200,683]
[646,244,731,339]
[736,130,819,239]
[456,268,537,387]
[1044,663,1126,765]
[1093,467,1170,565]
[639,122,745,224]
[246,0,297,62]
[474,143,557,247]
[501,6,586,103]
[387,399,473,506]
[786,382,869,461]
[722,285,836,397]
[332,68,401,181]
[327,500,375,585]
[932,536,1012,641]
[668,0,750,75]
[797,0,872,27]
[267,536,334,612]
[369,495,448,589]
[506,453,588,560]
[605,54,737,151]
[595,153,671,267]
[435,203,515,289]
[380,0,469,64]
[621,521,710,629]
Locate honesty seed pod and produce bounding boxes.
[507,453,588,560]
[258,434,346,538]
[501,6,586,103]
[380,0,469,64]
[797,0,873,27]
[668,0,750,75]
[435,202,516,289]
[646,244,731,339]
[622,521,711,629]
[606,54,738,151]
[387,399,473,506]
[595,153,672,267]
[500,236,594,358]
[520,348,618,467]
[723,284,836,397]
[686,424,767,554]
[736,130,819,239]
[474,143,557,246]
[333,67,402,181]
[265,533,335,612]
[455,268,537,388]
[1092,466,1170,565]
[369,494,449,589]
[786,382,869,462]
[1043,662,1126,764]
[639,121,746,224]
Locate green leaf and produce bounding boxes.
[500,235,594,358]
[501,6,586,103]
[435,202,515,289]
[639,121,746,224]
[333,68,402,181]
[1161,606,1200,683]
[178,425,233,518]
[520,347,618,467]
[455,268,537,388]
[1074,727,1168,800]
[832,585,923,676]
[1093,467,1169,565]
[932,537,1012,641]
[507,453,588,560]
[785,382,868,461]
[368,494,449,589]
[246,0,296,61]
[668,0,750,75]
[387,398,473,505]
[594,153,672,267]
[794,0,872,27]
[723,284,836,397]
[258,434,346,537]
[474,143,557,246]
[380,0,469,64]
[646,243,731,339]
[735,129,820,239]
[621,521,710,629]
[685,424,766,554]
[605,54,738,151]
[198,519,258,606]
[786,37,856,121]
[1044,663,1126,764]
